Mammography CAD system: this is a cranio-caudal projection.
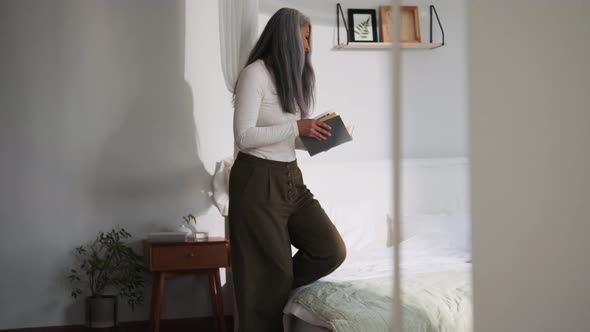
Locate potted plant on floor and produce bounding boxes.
[68,228,147,328]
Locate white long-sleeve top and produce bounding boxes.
[233,59,305,162]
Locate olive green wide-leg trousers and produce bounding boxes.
[228,152,346,332]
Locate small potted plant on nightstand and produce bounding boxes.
[68,228,147,328]
[183,213,208,241]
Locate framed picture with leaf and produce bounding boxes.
[347,9,378,43]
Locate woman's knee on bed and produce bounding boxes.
[328,233,347,269]
[310,220,347,271]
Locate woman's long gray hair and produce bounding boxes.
[236,8,315,117]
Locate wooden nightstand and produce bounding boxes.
[143,237,230,332]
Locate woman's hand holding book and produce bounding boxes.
[297,119,332,141]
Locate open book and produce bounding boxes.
[300,112,353,156]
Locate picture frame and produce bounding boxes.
[379,6,422,43]
[347,9,378,43]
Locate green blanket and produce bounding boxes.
[288,271,472,332]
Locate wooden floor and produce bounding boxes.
[0,317,233,332]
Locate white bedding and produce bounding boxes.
[283,239,472,332]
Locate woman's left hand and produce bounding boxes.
[297,119,332,141]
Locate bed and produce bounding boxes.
[212,157,472,331]
[283,239,472,332]
[281,158,472,332]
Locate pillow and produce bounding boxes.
[396,212,471,253]
[320,199,384,252]
[445,213,471,252]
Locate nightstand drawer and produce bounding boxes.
[151,243,229,270]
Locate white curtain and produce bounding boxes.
[219,0,259,92]
[218,5,259,330]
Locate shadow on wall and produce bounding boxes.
[0,0,216,327]
[76,0,213,322]
[90,0,212,229]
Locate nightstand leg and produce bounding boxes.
[149,272,165,332]
[208,271,219,330]
[215,269,226,332]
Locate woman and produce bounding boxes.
[228,7,347,332]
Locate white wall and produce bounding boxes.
[469,1,590,331]
[261,0,468,160]
[186,2,235,170]
[0,0,231,329]
[401,0,468,158]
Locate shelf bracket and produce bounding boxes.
[429,5,445,48]
[336,3,349,46]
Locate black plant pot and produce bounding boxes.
[85,295,118,328]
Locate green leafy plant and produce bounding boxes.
[68,228,147,310]
[183,213,197,226]
[354,17,371,38]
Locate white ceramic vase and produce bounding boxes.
[187,222,199,234]
[176,224,192,235]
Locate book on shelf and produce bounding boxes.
[300,111,353,156]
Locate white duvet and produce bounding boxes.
[283,237,472,332]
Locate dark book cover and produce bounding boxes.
[300,115,352,156]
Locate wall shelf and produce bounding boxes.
[336,3,445,50]
[335,42,444,49]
